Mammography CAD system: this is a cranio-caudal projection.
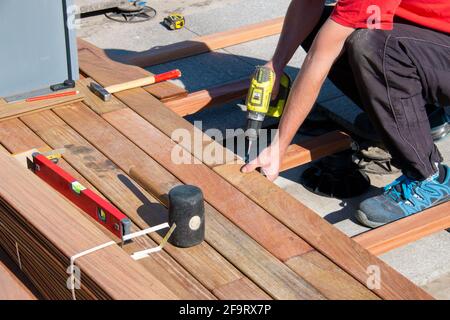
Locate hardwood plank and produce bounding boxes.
[0,151,176,300]
[115,89,237,167]
[164,78,249,116]
[213,278,271,300]
[0,119,213,299]
[79,49,237,167]
[0,119,47,154]
[0,91,84,122]
[16,112,218,300]
[0,248,38,300]
[49,106,243,293]
[121,97,376,299]
[130,166,323,300]
[77,78,125,115]
[55,103,322,300]
[142,83,188,102]
[353,202,450,256]
[77,39,187,101]
[213,164,433,300]
[102,108,312,262]
[280,131,352,172]
[124,17,284,68]
[285,251,378,300]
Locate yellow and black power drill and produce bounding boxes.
[245,66,291,160]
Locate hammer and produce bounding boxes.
[89,69,182,101]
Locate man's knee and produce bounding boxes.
[346,29,388,65]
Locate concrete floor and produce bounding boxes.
[77,0,450,299]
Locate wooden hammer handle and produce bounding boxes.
[105,69,181,94]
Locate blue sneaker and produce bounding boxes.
[356,165,450,228]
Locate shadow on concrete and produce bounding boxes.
[102,44,305,92]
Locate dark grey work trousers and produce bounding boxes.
[302,6,450,180]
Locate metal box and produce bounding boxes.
[0,0,79,99]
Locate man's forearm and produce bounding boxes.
[271,0,324,72]
[276,20,355,153]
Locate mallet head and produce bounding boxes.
[89,82,111,102]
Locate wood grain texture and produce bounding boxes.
[0,151,176,300]
[280,131,352,172]
[130,166,323,300]
[50,105,243,293]
[115,88,237,167]
[0,118,215,300]
[78,48,237,167]
[77,78,125,115]
[77,39,187,101]
[212,278,271,300]
[0,249,38,300]
[0,117,256,299]
[164,78,249,116]
[102,108,313,261]
[124,17,284,67]
[285,252,379,300]
[353,201,450,256]
[17,111,219,300]
[0,91,84,122]
[55,103,322,300]
[212,164,433,300]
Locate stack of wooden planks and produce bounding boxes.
[0,35,444,300]
[0,151,176,300]
[0,248,39,300]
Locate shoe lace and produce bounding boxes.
[384,175,419,202]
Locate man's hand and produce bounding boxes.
[241,143,283,182]
[264,61,283,99]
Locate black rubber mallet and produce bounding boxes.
[168,185,205,248]
[128,167,205,248]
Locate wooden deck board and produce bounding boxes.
[0,91,84,122]
[97,100,379,299]
[123,17,284,68]
[0,151,177,300]
[0,117,216,300]
[164,78,249,117]
[54,103,323,300]
[0,248,38,300]
[102,107,312,262]
[212,278,272,300]
[77,39,187,101]
[353,202,450,256]
[285,252,378,300]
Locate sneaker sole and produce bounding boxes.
[355,210,386,229]
[356,197,450,229]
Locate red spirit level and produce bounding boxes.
[29,153,131,240]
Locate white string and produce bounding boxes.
[68,222,174,299]
[132,223,176,260]
[69,240,116,300]
[122,223,169,242]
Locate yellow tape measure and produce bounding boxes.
[163,13,185,30]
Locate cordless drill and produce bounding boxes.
[245,66,291,160]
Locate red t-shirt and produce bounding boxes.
[331,0,450,34]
